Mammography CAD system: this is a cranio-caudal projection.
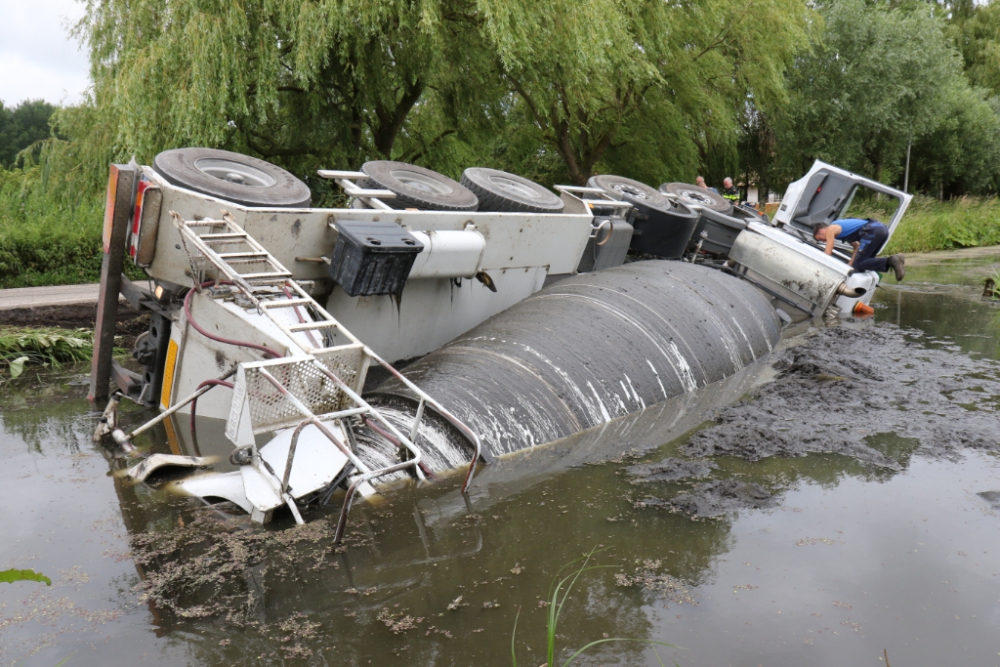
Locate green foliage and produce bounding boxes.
[0,161,108,288]
[511,547,675,667]
[870,196,1000,253]
[76,0,488,179]
[0,568,52,585]
[776,0,967,185]
[906,86,1000,196]
[0,327,93,378]
[948,0,1000,97]
[0,99,57,168]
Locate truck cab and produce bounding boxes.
[727,161,911,319]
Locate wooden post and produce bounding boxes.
[89,164,137,403]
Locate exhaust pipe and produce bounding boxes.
[836,283,867,298]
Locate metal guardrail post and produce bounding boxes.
[89,164,137,403]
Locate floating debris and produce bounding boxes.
[795,537,842,546]
[377,608,423,634]
[615,568,697,606]
[625,457,717,484]
[634,479,779,519]
[978,490,1000,511]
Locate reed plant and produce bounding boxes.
[511,547,675,667]
[0,327,93,378]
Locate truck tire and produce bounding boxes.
[360,161,479,212]
[587,175,699,259]
[152,148,312,208]
[461,168,564,213]
[659,182,732,214]
[589,174,672,208]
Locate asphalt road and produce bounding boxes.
[0,284,105,311]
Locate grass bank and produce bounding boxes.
[875,195,1000,254]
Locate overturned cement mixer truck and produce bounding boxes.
[89,148,910,540]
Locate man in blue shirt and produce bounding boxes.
[813,218,905,281]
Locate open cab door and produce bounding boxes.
[774,161,912,260]
[727,161,912,320]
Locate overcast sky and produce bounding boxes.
[0,0,91,107]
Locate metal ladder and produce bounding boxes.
[171,211,482,538]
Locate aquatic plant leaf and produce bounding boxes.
[8,355,28,378]
[0,568,52,585]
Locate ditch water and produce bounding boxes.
[2,250,1000,667]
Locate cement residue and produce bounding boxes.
[624,457,716,483]
[683,325,1000,466]
[634,479,779,518]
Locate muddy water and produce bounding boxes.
[3,252,1000,667]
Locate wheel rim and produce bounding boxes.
[611,182,648,200]
[487,174,541,199]
[676,189,716,206]
[194,158,277,187]
[390,169,454,195]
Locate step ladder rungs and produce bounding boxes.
[200,232,249,241]
[220,259,274,266]
[185,220,228,227]
[237,271,293,281]
[241,279,295,288]
[286,320,339,332]
[219,258,275,266]
[261,298,313,309]
[218,251,269,259]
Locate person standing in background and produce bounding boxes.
[721,177,739,204]
[696,175,719,194]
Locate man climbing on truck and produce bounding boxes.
[813,218,905,281]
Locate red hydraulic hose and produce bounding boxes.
[189,379,235,446]
[183,281,282,359]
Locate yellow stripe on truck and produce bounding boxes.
[160,339,179,409]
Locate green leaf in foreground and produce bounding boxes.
[8,355,28,378]
[0,568,52,585]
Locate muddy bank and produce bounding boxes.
[684,325,1000,465]
[1,302,140,329]
[624,324,1000,520]
[1,304,148,347]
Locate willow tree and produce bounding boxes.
[76,0,485,175]
[74,0,809,190]
[478,0,809,185]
